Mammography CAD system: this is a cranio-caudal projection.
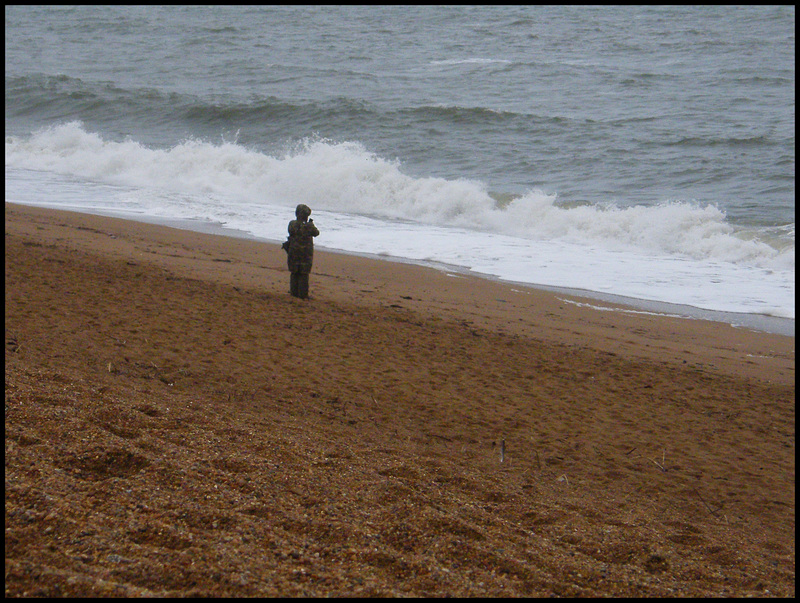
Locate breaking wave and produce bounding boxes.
[5,121,793,271]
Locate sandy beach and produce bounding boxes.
[5,202,795,596]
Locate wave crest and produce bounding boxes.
[5,122,793,270]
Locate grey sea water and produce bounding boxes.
[5,5,795,329]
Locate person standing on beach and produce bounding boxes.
[284,204,319,299]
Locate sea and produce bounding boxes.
[5,6,795,335]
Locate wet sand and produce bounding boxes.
[5,203,795,596]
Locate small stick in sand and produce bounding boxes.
[692,487,720,517]
[500,439,505,463]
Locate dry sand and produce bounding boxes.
[5,203,795,597]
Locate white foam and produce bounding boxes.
[5,122,795,319]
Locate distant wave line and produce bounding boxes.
[429,58,513,65]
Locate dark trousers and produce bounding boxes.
[290,272,309,299]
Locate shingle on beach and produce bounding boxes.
[5,203,794,597]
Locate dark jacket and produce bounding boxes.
[286,218,319,274]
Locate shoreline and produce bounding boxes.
[5,202,794,386]
[9,202,795,337]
